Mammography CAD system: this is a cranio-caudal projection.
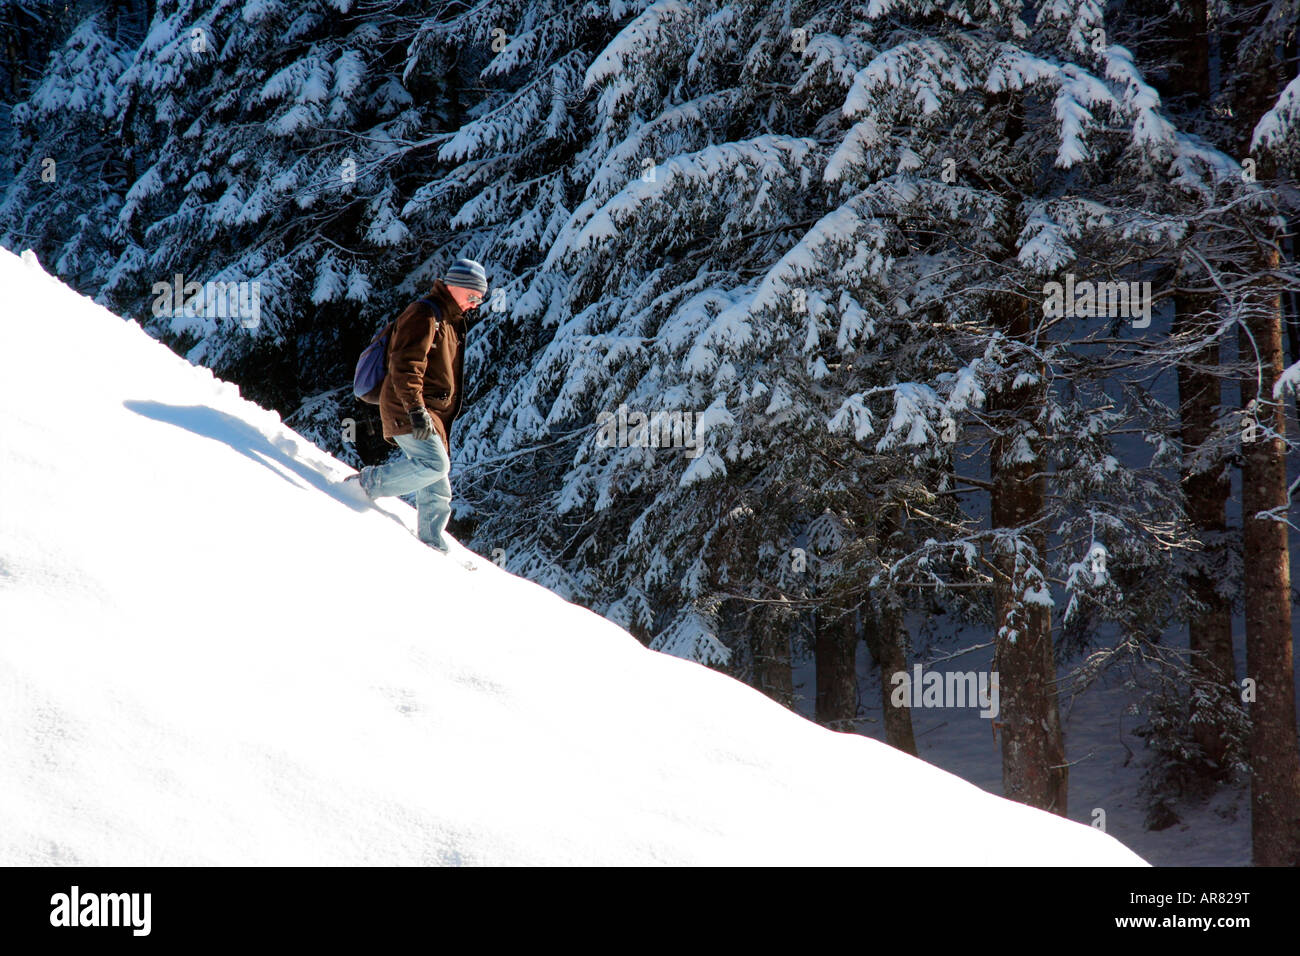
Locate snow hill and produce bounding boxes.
[0,247,1147,865]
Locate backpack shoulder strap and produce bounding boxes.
[373,297,440,349]
[415,296,444,336]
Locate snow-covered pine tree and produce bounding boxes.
[0,13,130,288]
[440,5,1212,813]
[0,1,106,151]
[820,0,1246,813]
[448,1,986,711]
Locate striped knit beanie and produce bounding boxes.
[444,258,488,295]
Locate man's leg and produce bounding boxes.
[358,433,445,498]
[412,469,454,552]
[360,433,453,551]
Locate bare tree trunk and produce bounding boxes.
[865,600,917,755]
[1229,0,1300,866]
[1238,252,1300,865]
[752,606,794,710]
[1175,290,1236,769]
[989,295,1068,815]
[1168,0,1209,109]
[1165,0,1236,770]
[814,609,858,730]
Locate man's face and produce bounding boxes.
[448,284,484,311]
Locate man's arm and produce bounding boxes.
[387,299,441,412]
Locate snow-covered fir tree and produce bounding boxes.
[0,13,130,288]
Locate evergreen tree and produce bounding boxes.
[0,12,130,288]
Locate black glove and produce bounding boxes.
[409,405,436,441]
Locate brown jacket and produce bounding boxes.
[379,279,466,454]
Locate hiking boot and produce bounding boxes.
[343,470,371,498]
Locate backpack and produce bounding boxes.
[353,297,441,404]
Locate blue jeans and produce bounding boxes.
[359,433,452,552]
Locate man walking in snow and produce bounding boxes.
[347,258,487,557]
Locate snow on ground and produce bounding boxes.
[791,624,1251,866]
[0,247,1147,865]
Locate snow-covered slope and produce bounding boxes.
[0,247,1147,865]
